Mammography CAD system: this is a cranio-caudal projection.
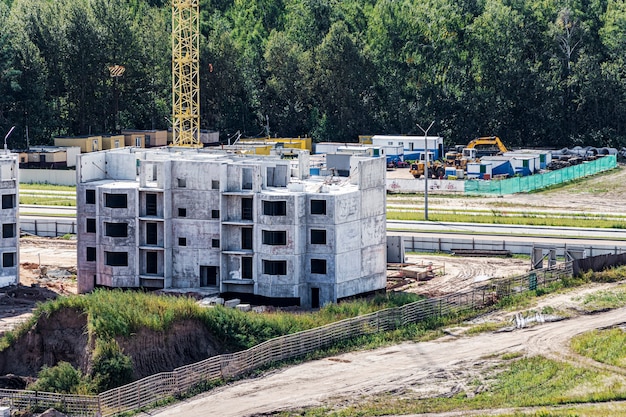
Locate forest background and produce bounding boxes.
[1,0,625,149]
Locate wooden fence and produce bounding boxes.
[0,263,573,416]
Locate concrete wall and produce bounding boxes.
[20,169,77,186]
[387,178,466,193]
[0,153,18,287]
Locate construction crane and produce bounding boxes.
[172,0,201,147]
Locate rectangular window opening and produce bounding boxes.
[310,229,327,245]
[2,252,16,267]
[242,257,253,279]
[211,239,220,248]
[105,222,128,238]
[263,200,286,216]
[241,228,253,250]
[86,247,96,262]
[242,198,253,220]
[146,223,158,245]
[86,218,96,233]
[179,237,187,246]
[1,194,15,209]
[105,251,128,267]
[2,223,16,239]
[311,259,327,274]
[145,193,157,216]
[105,193,127,208]
[262,230,287,246]
[310,199,326,215]
[178,208,187,217]
[146,251,158,274]
[85,189,96,204]
[211,209,220,219]
[263,260,287,275]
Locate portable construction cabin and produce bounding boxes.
[480,156,515,178]
[371,135,444,161]
[504,150,549,170]
[466,161,493,179]
[54,136,102,153]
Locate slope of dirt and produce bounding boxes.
[118,319,223,380]
[0,307,88,377]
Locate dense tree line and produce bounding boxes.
[1,0,626,149]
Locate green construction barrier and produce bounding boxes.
[465,155,617,195]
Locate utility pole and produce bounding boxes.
[416,121,434,220]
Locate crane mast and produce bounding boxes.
[172,0,201,147]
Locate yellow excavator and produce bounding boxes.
[445,136,509,169]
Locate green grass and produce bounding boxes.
[387,210,626,229]
[281,356,626,416]
[572,328,626,368]
[573,285,626,312]
[19,183,76,192]
[19,196,76,206]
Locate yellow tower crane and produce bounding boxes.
[172,0,201,147]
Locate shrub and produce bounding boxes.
[91,340,134,391]
[28,362,89,394]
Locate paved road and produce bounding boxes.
[146,306,626,417]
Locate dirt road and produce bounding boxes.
[147,303,626,417]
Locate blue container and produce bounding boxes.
[310,167,320,175]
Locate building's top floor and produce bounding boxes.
[77,147,384,195]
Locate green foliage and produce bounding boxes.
[27,362,92,395]
[572,328,626,368]
[2,0,626,144]
[91,340,134,391]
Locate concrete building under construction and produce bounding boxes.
[76,147,387,308]
[0,151,19,287]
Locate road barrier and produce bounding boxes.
[0,263,572,416]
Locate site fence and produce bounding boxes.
[20,219,77,238]
[465,154,617,195]
[0,263,573,417]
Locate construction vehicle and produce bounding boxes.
[444,136,509,169]
[464,136,508,158]
[409,152,446,178]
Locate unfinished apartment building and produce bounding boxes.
[76,147,387,308]
[0,151,19,287]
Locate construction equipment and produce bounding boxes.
[445,136,509,168]
[409,159,446,179]
[463,136,508,158]
[172,0,201,147]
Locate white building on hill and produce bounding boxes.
[76,147,387,308]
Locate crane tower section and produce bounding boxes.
[172,0,200,147]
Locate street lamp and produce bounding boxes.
[416,121,434,220]
[4,126,16,154]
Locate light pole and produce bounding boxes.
[3,126,16,154]
[416,121,434,220]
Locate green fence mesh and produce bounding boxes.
[465,155,617,195]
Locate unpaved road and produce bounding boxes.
[147,304,626,417]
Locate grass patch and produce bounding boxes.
[19,196,76,206]
[19,183,76,192]
[464,321,510,335]
[574,285,626,311]
[572,328,626,368]
[387,210,626,229]
[285,356,626,416]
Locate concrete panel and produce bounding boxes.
[171,160,221,191]
[333,192,360,223]
[307,226,336,254]
[354,157,386,189]
[361,215,387,248]
[336,273,386,300]
[335,250,362,282]
[361,245,386,277]
[334,221,361,253]
[361,187,385,218]
[171,190,219,220]
[78,152,107,183]
[105,151,136,180]
[19,169,77,186]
